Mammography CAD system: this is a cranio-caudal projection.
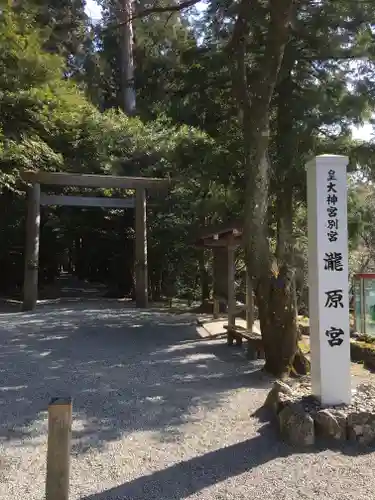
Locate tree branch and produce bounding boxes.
[136,0,201,17]
[103,0,202,31]
[225,0,255,119]
[227,0,295,284]
[249,0,295,127]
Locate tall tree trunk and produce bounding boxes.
[269,43,309,376]
[120,0,136,114]
[261,188,306,376]
[229,0,308,376]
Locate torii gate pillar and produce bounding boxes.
[135,188,148,308]
[23,183,41,311]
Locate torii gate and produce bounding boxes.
[21,171,169,311]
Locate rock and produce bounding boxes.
[278,391,295,411]
[333,410,348,439]
[347,411,375,445]
[274,380,293,393]
[261,377,375,447]
[315,409,346,440]
[301,396,320,415]
[279,403,315,446]
[264,380,294,413]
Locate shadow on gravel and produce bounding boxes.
[81,418,375,500]
[81,423,281,500]
[80,419,375,500]
[0,301,269,453]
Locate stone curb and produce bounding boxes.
[264,380,375,446]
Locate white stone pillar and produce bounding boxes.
[306,155,351,405]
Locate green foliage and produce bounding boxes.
[355,334,375,345]
[0,2,221,297]
[3,0,375,306]
[0,5,93,189]
[27,0,91,77]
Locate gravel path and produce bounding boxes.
[1,301,375,500]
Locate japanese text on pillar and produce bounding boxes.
[324,169,345,347]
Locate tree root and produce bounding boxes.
[290,347,311,377]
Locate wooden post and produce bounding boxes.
[213,298,219,319]
[213,247,228,319]
[246,270,253,332]
[212,248,218,319]
[23,183,40,311]
[135,188,148,308]
[212,249,218,319]
[46,397,72,500]
[227,245,236,345]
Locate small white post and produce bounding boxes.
[307,155,351,405]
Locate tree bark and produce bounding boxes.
[229,0,296,281]
[228,0,309,376]
[120,0,136,114]
[259,189,309,377]
[269,44,310,376]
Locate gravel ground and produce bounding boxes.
[1,301,375,500]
